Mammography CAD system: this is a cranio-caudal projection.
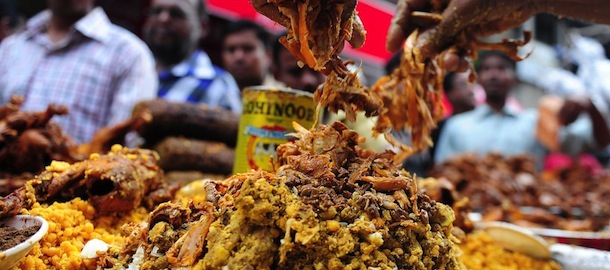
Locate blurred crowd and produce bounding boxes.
[1,0,610,176]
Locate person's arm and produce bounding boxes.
[386,0,610,71]
[541,0,610,25]
[560,96,610,149]
[588,101,610,148]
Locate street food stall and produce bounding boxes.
[1,0,610,269]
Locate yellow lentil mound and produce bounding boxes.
[15,198,148,270]
[460,231,561,270]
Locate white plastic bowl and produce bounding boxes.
[0,215,49,269]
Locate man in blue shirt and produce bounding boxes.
[143,0,242,113]
[435,51,609,165]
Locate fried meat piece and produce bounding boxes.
[0,145,171,219]
[250,0,366,75]
[0,97,77,174]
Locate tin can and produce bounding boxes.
[233,86,317,174]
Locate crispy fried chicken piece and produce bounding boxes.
[0,184,36,219]
[0,145,170,219]
[166,205,216,266]
[0,102,68,143]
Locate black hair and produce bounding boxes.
[272,31,288,68]
[384,52,401,76]
[443,72,457,94]
[476,50,516,71]
[0,0,19,28]
[221,20,271,48]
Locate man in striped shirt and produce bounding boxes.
[0,0,157,144]
[143,0,242,114]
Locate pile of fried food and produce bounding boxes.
[0,97,238,197]
[100,122,463,269]
[429,153,610,231]
[252,0,529,158]
[0,96,78,194]
[1,124,563,269]
[0,95,158,195]
[18,198,151,269]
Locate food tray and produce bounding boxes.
[551,243,610,270]
[530,228,610,251]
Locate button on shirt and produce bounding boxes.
[157,50,242,114]
[435,105,595,164]
[0,8,157,144]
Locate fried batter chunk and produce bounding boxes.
[111,122,463,270]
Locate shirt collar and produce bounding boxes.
[478,104,520,118]
[169,50,217,79]
[75,7,112,43]
[23,10,51,39]
[23,7,112,43]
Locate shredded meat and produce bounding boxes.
[107,122,464,269]
[250,0,366,75]
[249,1,526,159]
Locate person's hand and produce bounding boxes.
[558,96,592,126]
[386,0,543,71]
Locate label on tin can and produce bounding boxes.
[233,86,317,174]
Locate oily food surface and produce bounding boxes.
[105,122,463,269]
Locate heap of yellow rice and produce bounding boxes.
[16,198,148,270]
[459,232,561,270]
[12,187,563,269]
